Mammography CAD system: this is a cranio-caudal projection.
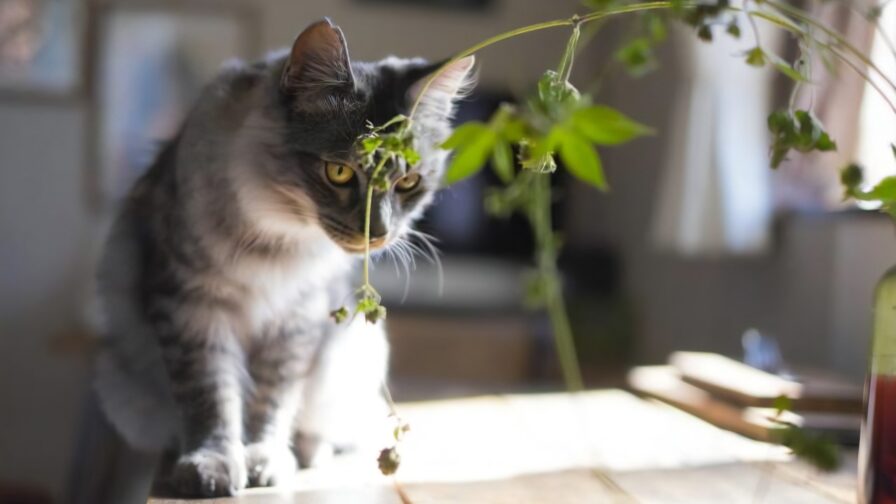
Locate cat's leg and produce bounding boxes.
[295,317,390,467]
[244,319,322,487]
[156,313,248,497]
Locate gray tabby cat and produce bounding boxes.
[93,18,474,497]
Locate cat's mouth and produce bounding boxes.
[335,236,389,254]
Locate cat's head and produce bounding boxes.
[260,18,474,254]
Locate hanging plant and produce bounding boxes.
[328,0,896,475]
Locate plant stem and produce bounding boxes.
[408,1,676,120]
[526,172,585,392]
[829,45,896,114]
[745,0,764,50]
[363,155,391,288]
[748,9,896,115]
[546,272,585,391]
[764,0,896,95]
[558,23,582,83]
[371,0,891,393]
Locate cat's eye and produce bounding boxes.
[325,162,355,185]
[395,172,421,192]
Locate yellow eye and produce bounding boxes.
[395,172,421,192]
[325,162,354,185]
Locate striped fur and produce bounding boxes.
[93,19,474,497]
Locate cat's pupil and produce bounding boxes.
[326,162,354,185]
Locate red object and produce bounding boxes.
[860,374,896,504]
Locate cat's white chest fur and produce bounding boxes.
[228,227,353,335]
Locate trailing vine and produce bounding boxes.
[330,0,896,475]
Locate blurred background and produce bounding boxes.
[1,0,895,501]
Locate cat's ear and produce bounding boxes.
[281,18,354,102]
[407,56,476,120]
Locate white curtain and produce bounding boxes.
[856,2,896,193]
[652,17,780,256]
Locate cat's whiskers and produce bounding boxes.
[404,229,443,296]
[378,229,444,301]
[383,238,413,302]
[380,246,402,278]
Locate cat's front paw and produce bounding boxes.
[171,444,247,497]
[245,441,298,487]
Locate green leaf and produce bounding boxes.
[537,70,580,111]
[500,118,527,142]
[571,105,653,146]
[559,131,607,190]
[444,127,497,185]
[402,147,421,166]
[766,52,807,82]
[537,70,562,104]
[865,177,896,202]
[772,395,792,415]
[442,122,489,150]
[726,20,741,38]
[767,109,837,168]
[392,422,409,442]
[362,136,383,154]
[815,132,837,152]
[777,426,841,472]
[746,47,765,67]
[840,164,864,197]
[357,296,379,314]
[491,139,514,184]
[774,62,807,83]
[793,111,837,151]
[524,125,566,163]
[365,305,387,324]
[382,135,404,153]
[767,110,792,133]
[356,295,387,324]
[697,24,713,42]
[615,37,656,78]
[330,306,349,324]
[648,14,667,42]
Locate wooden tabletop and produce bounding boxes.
[149,390,857,503]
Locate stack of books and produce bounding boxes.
[627,352,864,445]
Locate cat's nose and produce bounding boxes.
[367,225,388,248]
[368,218,388,242]
[365,200,389,245]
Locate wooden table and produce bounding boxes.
[149,390,857,503]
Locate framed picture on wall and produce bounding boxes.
[91,1,259,205]
[0,0,86,98]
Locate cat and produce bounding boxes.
[92,18,474,497]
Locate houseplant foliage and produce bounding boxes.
[331,0,896,473]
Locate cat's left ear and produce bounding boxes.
[281,18,354,104]
[407,56,476,120]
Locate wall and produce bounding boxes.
[0,101,93,498]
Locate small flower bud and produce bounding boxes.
[377,447,401,475]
